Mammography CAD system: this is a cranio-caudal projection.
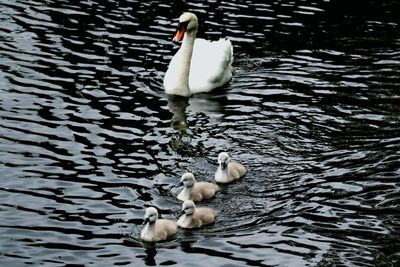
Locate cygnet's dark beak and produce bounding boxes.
[142,217,150,225]
[220,160,227,170]
[173,181,184,188]
[178,209,185,217]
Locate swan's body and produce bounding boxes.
[177,200,216,228]
[177,172,220,202]
[140,207,177,242]
[215,152,246,183]
[164,12,233,97]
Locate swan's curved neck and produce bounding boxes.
[176,29,197,96]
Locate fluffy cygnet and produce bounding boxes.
[177,200,216,228]
[140,207,177,242]
[214,152,246,183]
[177,172,220,201]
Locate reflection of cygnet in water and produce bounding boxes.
[177,200,216,228]
[140,207,177,242]
[215,152,246,183]
[177,172,220,202]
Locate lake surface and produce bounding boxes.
[1,0,399,266]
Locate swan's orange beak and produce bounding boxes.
[172,20,190,42]
[173,28,186,42]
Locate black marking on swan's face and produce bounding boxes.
[177,20,190,31]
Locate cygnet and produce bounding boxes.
[177,200,216,228]
[140,207,177,242]
[177,172,220,201]
[215,152,246,183]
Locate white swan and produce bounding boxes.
[164,12,233,97]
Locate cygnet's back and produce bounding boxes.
[191,207,216,228]
[192,181,220,201]
[227,162,246,180]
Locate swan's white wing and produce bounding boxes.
[189,38,233,94]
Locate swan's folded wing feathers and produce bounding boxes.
[191,39,232,80]
[218,38,234,69]
[189,38,233,93]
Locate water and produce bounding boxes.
[1,0,399,266]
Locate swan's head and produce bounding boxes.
[173,12,198,42]
[180,172,196,188]
[218,152,230,171]
[143,207,158,225]
[181,200,196,216]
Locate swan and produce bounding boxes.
[215,152,246,183]
[177,172,220,202]
[164,12,233,97]
[177,200,216,228]
[140,207,177,242]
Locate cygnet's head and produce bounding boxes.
[143,207,158,225]
[173,12,198,42]
[180,172,196,187]
[218,152,230,170]
[181,200,195,216]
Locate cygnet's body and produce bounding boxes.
[215,152,246,183]
[177,172,220,201]
[177,200,216,228]
[140,207,177,242]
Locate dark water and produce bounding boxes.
[1,0,400,266]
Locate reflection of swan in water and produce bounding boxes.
[167,95,226,156]
[167,96,194,156]
[168,96,189,132]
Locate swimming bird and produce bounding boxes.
[164,12,233,97]
[214,152,246,183]
[177,172,220,202]
[140,207,177,242]
[177,200,216,228]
